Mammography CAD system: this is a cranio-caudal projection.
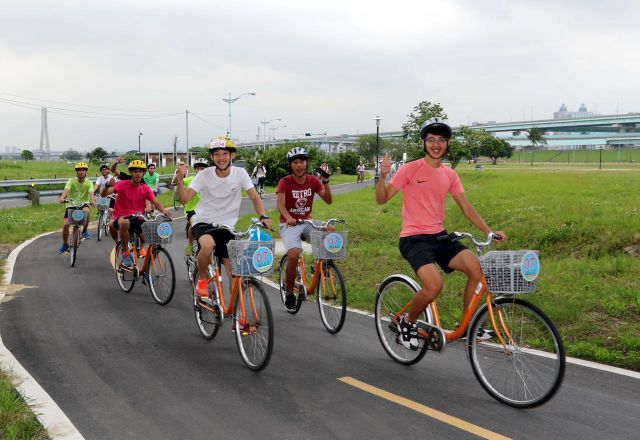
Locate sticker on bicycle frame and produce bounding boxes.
[520,251,540,282]
[324,233,343,254]
[156,222,172,239]
[71,210,85,222]
[252,246,274,273]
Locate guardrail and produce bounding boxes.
[0,175,174,202]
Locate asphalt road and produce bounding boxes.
[1,182,639,439]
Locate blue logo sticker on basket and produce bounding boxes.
[520,251,540,282]
[252,246,274,273]
[156,222,172,239]
[71,210,85,222]
[98,197,109,205]
[323,233,343,254]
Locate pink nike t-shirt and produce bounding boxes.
[389,159,464,237]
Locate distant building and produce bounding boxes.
[554,103,595,119]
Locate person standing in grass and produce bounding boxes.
[375,118,506,351]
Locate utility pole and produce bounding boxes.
[185,110,190,161]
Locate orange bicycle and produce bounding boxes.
[278,218,348,334]
[374,231,565,408]
[191,219,274,371]
[112,213,176,305]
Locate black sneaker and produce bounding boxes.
[397,315,419,351]
[285,293,296,311]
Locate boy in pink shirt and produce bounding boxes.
[375,118,506,351]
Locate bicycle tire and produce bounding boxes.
[467,296,566,408]
[193,267,221,340]
[234,277,274,371]
[147,246,176,306]
[278,255,304,314]
[317,261,347,334]
[70,227,79,268]
[114,242,136,292]
[97,212,104,241]
[374,275,432,365]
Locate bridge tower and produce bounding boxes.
[39,107,50,153]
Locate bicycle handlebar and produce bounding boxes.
[204,218,273,239]
[296,218,348,228]
[436,231,501,248]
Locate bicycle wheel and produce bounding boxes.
[97,212,104,241]
[147,246,176,305]
[317,261,347,334]
[234,277,274,371]
[193,267,222,340]
[70,227,80,268]
[374,275,431,365]
[468,297,566,408]
[114,242,136,292]
[278,255,304,314]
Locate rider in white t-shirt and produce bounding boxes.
[174,136,272,297]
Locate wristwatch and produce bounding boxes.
[260,214,270,220]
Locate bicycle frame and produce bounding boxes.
[296,256,333,296]
[392,274,513,353]
[196,264,260,327]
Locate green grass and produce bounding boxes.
[242,167,640,371]
[0,370,48,440]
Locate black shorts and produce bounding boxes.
[192,223,234,260]
[399,231,467,274]
[257,176,266,186]
[109,198,116,209]
[186,210,196,223]
[113,216,145,236]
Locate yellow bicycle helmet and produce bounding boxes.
[127,159,147,170]
[74,162,89,170]
[208,136,236,153]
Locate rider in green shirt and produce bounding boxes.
[143,163,160,195]
[58,162,95,253]
[183,159,209,255]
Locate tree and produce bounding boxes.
[355,134,392,165]
[86,147,108,164]
[61,149,82,161]
[526,127,546,166]
[20,150,34,162]
[401,101,447,144]
[479,136,514,165]
[336,151,360,174]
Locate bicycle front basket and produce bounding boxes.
[96,197,110,211]
[479,250,539,294]
[68,209,87,226]
[310,231,348,260]
[227,240,275,276]
[141,220,173,245]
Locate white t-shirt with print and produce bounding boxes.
[189,166,254,227]
[95,175,113,193]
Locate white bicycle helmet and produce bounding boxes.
[193,159,209,169]
[419,118,452,139]
[287,147,309,163]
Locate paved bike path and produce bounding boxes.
[1,182,639,439]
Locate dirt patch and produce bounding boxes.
[623,245,640,257]
[0,243,16,260]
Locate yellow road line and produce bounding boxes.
[338,377,511,440]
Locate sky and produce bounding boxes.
[1,0,640,152]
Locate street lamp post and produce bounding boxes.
[374,116,382,180]
[270,125,287,147]
[222,92,256,139]
[260,118,282,150]
[138,131,143,154]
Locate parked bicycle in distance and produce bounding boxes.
[190,219,275,371]
[112,212,176,305]
[278,218,348,334]
[374,231,565,408]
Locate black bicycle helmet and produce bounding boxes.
[419,118,452,140]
